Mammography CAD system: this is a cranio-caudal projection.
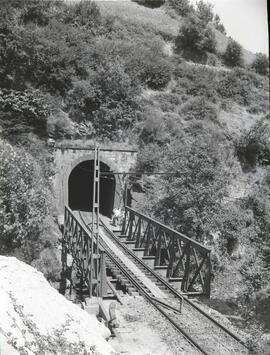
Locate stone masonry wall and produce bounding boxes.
[53,147,137,214]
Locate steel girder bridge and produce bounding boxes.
[121,207,211,297]
[60,146,250,354]
[61,145,211,298]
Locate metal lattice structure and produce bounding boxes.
[62,206,106,297]
[61,146,106,298]
[122,207,211,296]
[90,146,100,296]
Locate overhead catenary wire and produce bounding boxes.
[75,163,179,179]
[77,164,178,175]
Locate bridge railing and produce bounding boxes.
[122,207,211,296]
[62,206,106,297]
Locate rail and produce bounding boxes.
[79,211,206,354]
[79,212,247,355]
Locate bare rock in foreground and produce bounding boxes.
[0,256,115,355]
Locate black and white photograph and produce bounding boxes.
[0,0,269,354]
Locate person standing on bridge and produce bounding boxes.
[111,207,122,226]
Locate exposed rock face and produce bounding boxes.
[0,256,115,355]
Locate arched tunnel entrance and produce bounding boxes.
[68,160,115,217]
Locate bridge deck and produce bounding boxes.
[77,212,167,299]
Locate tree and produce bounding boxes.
[196,0,214,26]
[252,53,269,76]
[145,136,228,241]
[175,14,217,59]
[213,14,226,34]
[223,39,243,67]
[167,0,194,17]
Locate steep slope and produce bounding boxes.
[98,0,256,65]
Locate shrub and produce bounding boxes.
[154,92,182,112]
[65,80,101,123]
[0,89,51,137]
[180,96,218,122]
[251,53,269,76]
[236,116,270,169]
[212,203,255,255]
[65,58,141,139]
[206,52,219,66]
[174,62,218,101]
[47,111,74,139]
[255,287,270,329]
[136,143,163,172]
[124,40,172,89]
[139,107,171,145]
[167,0,194,17]
[216,68,259,105]
[19,0,55,26]
[32,248,62,282]
[223,38,243,67]
[61,0,101,30]
[73,120,95,138]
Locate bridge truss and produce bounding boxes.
[62,206,107,297]
[61,146,107,298]
[122,207,211,296]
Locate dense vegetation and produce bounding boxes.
[0,0,269,346]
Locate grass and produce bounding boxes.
[97,1,256,66]
[98,0,181,40]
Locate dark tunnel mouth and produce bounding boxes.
[68,160,116,218]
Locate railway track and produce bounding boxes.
[78,211,249,355]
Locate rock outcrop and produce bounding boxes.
[0,256,115,355]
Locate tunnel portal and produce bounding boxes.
[68,160,115,217]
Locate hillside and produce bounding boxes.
[0,0,269,353]
[98,0,180,39]
[98,0,256,65]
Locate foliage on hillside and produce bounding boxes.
[0,140,60,280]
[0,0,269,341]
[251,53,269,76]
[223,38,243,67]
[0,0,174,141]
[175,13,217,61]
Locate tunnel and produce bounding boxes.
[68,160,116,217]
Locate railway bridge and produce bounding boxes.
[58,145,248,354]
[56,145,211,298]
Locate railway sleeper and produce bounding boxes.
[109,278,118,284]
[126,286,140,296]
